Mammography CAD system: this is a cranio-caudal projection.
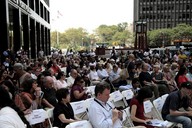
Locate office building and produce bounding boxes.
[134,0,192,31]
[0,0,51,59]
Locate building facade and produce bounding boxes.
[0,0,51,59]
[134,0,192,31]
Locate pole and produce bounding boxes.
[56,30,59,45]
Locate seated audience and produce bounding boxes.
[151,64,169,96]
[130,86,154,128]
[70,76,88,102]
[67,69,78,88]
[55,71,68,90]
[42,76,57,108]
[20,79,42,110]
[175,65,188,89]
[139,63,159,98]
[162,82,192,128]
[89,82,145,128]
[97,62,109,79]
[53,88,80,128]
[0,86,31,128]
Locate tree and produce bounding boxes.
[63,28,88,50]
[95,23,132,46]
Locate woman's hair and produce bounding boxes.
[56,88,70,102]
[73,76,83,86]
[56,71,65,80]
[37,73,44,86]
[175,65,187,85]
[136,86,153,103]
[0,86,31,128]
[2,80,18,99]
[22,79,36,93]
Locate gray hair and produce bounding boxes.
[13,63,24,70]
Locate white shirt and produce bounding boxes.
[0,107,26,128]
[173,54,178,62]
[89,70,100,81]
[89,99,122,128]
[109,70,120,82]
[67,76,75,87]
[55,80,68,89]
[97,69,109,79]
[186,73,192,82]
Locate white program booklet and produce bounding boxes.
[146,119,169,127]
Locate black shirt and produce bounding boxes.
[53,102,75,128]
[139,71,152,87]
[42,87,57,107]
[161,90,190,120]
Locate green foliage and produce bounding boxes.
[148,23,192,47]
[50,22,133,50]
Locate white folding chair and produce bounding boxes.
[25,109,48,126]
[122,107,134,127]
[144,100,174,128]
[46,108,59,128]
[121,89,134,107]
[110,90,126,108]
[70,100,87,119]
[152,97,164,120]
[65,120,93,128]
[161,93,169,102]
[121,89,134,100]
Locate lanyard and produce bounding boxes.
[94,98,112,112]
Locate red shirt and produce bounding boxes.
[178,75,188,89]
[130,97,154,128]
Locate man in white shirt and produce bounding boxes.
[97,63,109,79]
[89,64,101,85]
[88,82,146,128]
[67,69,78,87]
[89,83,122,128]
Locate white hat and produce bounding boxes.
[110,59,115,62]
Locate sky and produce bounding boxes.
[50,0,134,33]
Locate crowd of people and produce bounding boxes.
[0,47,192,128]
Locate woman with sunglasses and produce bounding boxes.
[70,76,88,102]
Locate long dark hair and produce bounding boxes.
[0,86,31,128]
[2,80,19,99]
[175,65,187,85]
[22,79,36,93]
[73,76,83,86]
[136,86,153,103]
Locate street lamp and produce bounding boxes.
[135,21,147,50]
[82,38,84,46]
[160,32,166,47]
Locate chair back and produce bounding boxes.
[121,89,134,100]
[70,100,86,115]
[66,120,93,128]
[161,94,169,102]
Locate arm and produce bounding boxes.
[42,99,54,108]
[169,109,189,116]
[130,105,147,123]
[73,90,86,100]
[58,114,77,124]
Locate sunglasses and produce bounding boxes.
[80,80,85,83]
